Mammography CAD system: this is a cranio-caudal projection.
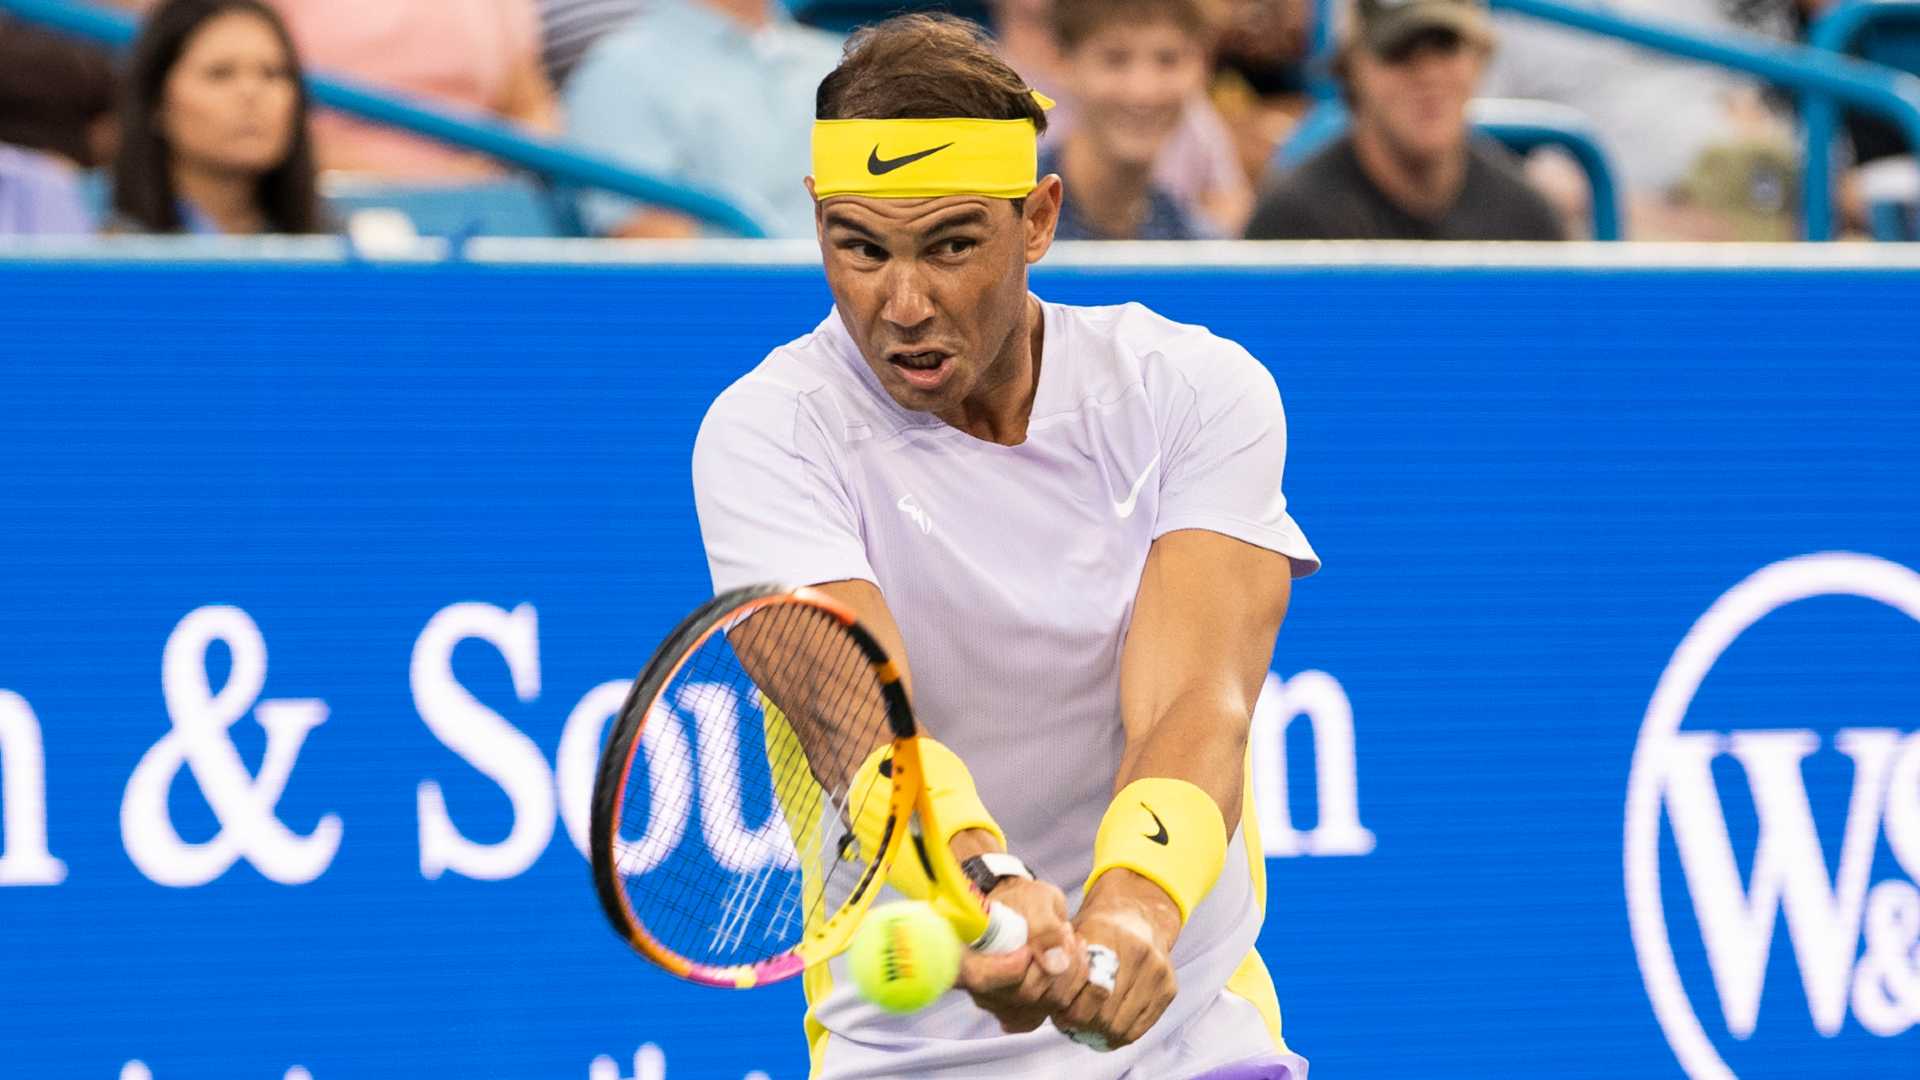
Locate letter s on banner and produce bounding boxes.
[413,602,554,881]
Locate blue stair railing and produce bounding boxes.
[1470,98,1622,240]
[1805,0,1920,239]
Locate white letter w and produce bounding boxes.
[1660,729,1900,1038]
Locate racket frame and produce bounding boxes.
[590,585,922,988]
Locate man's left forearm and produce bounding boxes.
[1086,694,1255,951]
[1114,690,1251,834]
[1094,529,1292,949]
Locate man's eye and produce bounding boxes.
[940,239,975,256]
[842,241,885,260]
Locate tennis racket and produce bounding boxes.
[588,583,1033,989]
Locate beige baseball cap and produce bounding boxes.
[1354,0,1493,55]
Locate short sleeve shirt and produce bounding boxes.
[564,3,844,237]
[271,0,543,179]
[1246,133,1565,241]
[692,297,1316,1073]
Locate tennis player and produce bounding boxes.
[691,13,1316,1079]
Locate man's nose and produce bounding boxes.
[880,263,935,332]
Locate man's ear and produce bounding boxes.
[806,176,827,244]
[1023,174,1064,264]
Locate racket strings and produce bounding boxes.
[613,600,896,969]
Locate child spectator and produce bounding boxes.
[109,0,323,234]
[266,0,560,179]
[996,0,1254,235]
[1040,0,1215,240]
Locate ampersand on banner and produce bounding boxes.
[1852,879,1920,1036]
[121,606,342,887]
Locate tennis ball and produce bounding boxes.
[848,900,963,1014]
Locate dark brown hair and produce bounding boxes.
[111,0,322,234]
[1049,0,1214,52]
[816,13,1048,136]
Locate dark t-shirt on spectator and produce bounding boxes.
[1246,133,1564,241]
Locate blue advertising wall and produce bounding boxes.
[2,253,1918,1079]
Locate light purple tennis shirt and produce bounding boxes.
[692,297,1319,1079]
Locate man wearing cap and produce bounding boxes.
[1245,0,1563,241]
[692,11,1318,1080]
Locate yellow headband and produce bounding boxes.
[811,91,1055,200]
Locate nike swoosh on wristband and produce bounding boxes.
[867,142,954,175]
[1111,452,1161,519]
[1143,807,1170,846]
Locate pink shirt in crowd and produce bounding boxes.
[268,0,545,178]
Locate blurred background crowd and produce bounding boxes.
[0,0,1911,243]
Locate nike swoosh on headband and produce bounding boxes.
[867,142,955,175]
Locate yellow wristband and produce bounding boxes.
[847,738,1005,895]
[1084,778,1228,925]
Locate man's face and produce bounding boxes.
[1349,29,1487,163]
[812,184,1057,419]
[1061,20,1206,170]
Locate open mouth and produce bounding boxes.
[887,350,953,390]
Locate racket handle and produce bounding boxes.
[970,905,1122,1053]
[970,900,1028,953]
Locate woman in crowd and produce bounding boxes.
[109,0,322,235]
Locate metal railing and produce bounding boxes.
[1471,98,1623,239]
[1804,0,1920,239]
[0,0,768,237]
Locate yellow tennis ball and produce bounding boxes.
[848,900,962,1014]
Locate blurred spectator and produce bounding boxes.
[1482,0,1798,240]
[0,144,94,234]
[108,0,322,234]
[0,17,118,167]
[565,0,841,238]
[1210,0,1314,190]
[1246,0,1562,240]
[538,0,647,89]
[1039,0,1213,240]
[994,0,1254,234]
[266,0,560,179]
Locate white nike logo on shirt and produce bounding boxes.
[1111,452,1160,519]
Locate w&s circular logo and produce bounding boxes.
[1626,553,1920,1078]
